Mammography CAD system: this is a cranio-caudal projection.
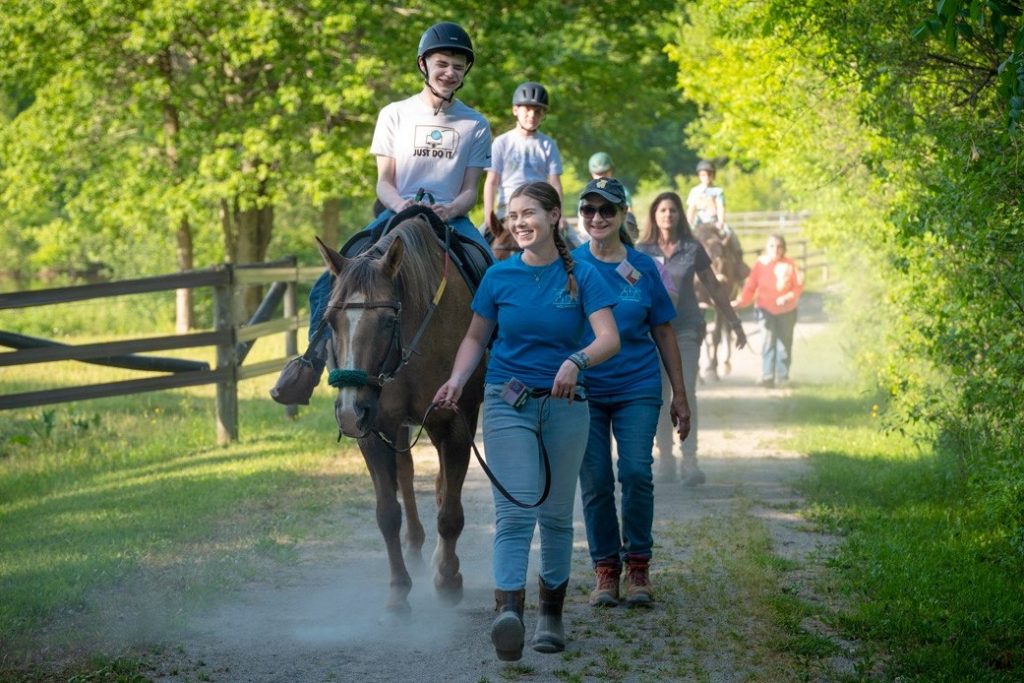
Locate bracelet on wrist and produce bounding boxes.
[568,351,590,371]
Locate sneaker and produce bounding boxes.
[624,558,653,607]
[589,564,620,607]
[756,377,775,388]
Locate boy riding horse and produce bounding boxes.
[273,21,493,403]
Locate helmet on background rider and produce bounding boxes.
[512,81,549,108]
[696,160,716,176]
[588,151,614,175]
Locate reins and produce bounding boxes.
[338,399,553,510]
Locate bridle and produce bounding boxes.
[325,299,405,389]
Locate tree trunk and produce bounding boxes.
[160,78,195,333]
[321,197,341,248]
[175,217,195,332]
[222,185,274,321]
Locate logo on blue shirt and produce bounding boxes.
[552,290,579,308]
[619,284,643,303]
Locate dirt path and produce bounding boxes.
[140,302,851,682]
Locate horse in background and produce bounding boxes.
[694,224,749,381]
[317,210,484,614]
[484,211,521,261]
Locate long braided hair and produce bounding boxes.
[509,181,578,299]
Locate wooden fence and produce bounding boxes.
[0,258,323,444]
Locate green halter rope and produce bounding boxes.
[328,368,370,388]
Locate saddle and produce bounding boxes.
[339,205,492,294]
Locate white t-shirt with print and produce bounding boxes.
[686,184,725,225]
[371,95,492,206]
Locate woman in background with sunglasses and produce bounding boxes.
[572,178,691,608]
[636,191,747,486]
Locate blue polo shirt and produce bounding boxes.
[473,254,618,389]
[572,245,676,401]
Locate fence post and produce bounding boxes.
[214,264,239,444]
[284,256,299,419]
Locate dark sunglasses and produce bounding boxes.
[579,203,619,219]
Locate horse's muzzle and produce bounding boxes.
[335,392,377,437]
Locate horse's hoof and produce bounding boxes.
[383,598,412,619]
[434,572,464,606]
[723,362,732,376]
[405,551,426,575]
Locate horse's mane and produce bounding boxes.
[334,214,442,321]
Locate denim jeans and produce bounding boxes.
[482,384,590,591]
[656,327,701,468]
[307,211,490,342]
[758,308,797,381]
[579,396,661,565]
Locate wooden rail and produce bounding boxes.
[0,258,324,444]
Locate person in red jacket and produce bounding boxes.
[731,234,804,387]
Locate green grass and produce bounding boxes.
[0,329,370,670]
[782,327,1024,682]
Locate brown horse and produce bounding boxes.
[694,224,748,381]
[316,211,484,614]
[484,211,521,261]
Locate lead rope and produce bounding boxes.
[342,399,552,510]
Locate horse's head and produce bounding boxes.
[694,226,728,284]
[486,212,521,261]
[317,234,405,436]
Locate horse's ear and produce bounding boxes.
[381,235,404,278]
[488,212,505,238]
[316,236,347,275]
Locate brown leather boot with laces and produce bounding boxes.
[624,556,653,607]
[589,562,620,607]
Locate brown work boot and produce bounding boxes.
[624,556,654,607]
[492,588,526,661]
[588,562,621,607]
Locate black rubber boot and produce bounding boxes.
[491,588,526,661]
[531,578,567,653]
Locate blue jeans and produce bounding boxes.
[482,384,590,591]
[579,396,661,565]
[307,211,490,342]
[758,308,797,380]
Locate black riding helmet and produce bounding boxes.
[512,81,549,108]
[417,22,475,112]
[418,21,474,73]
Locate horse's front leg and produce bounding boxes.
[395,427,426,570]
[427,415,472,606]
[722,323,733,375]
[360,436,413,615]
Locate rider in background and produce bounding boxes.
[686,160,748,282]
[587,152,636,246]
[636,192,747,487]
[434,182,619,662]
[483,82,565,230]
[274,21,493,401]
[731,234,804,388]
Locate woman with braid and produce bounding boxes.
[435,181,620,661]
